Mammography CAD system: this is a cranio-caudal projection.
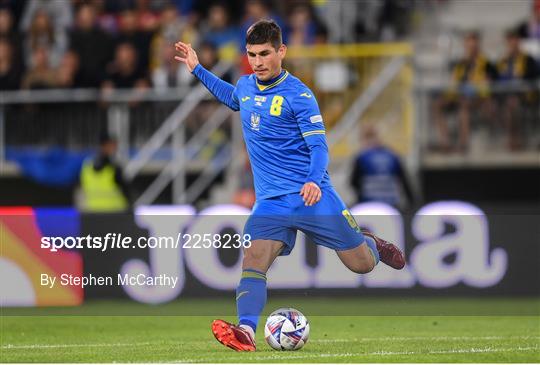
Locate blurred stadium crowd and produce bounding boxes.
[0,0,416,92]
[428,0,540,152]
[0,0,538,209]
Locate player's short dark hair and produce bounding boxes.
[246,19,282,50]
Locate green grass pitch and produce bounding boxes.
[1,298,539,363]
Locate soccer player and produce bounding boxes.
[175,19,405,352]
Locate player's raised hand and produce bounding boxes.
[174,41,199,72]
[300,182,322,206]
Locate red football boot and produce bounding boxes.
[211,319,256,352]
[361,229,406,270]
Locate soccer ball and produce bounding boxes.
[264,307,310,350]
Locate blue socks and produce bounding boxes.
[364,236,380,265]
[236,269,267,332]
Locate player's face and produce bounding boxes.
[246,42,286,81]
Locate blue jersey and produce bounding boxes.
[193,65,332,200]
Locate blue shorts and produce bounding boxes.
[244,187,365,256]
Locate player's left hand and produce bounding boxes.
[300,182,321,206]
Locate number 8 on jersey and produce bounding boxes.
[270,95,284,116]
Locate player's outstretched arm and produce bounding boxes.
[174,41,239,111]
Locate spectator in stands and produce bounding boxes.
[135,0,160,33]
[432,31,498,152]
[497,29,539,150]
[23,9,66,67]
[350,125,414,209]
[89,0,118,34]
[200,3,240,62]
[69,3,114,87]
[21,46,56,89]
[197,41,233,82]
[55,50,83,88]
[116,9,153,74]
[20,0,73,33]
[79,132,130,212]
[149,4,197,72]
[498,30,539,82]
[377,0,413,41]
[0,0,25,29]
[150,32,214,92]
[151,42,191,90]
[0,37,22,90]
[102,42,149,90]
[283,4,319,46]
[517,0,540,39]
[0,8,23,67]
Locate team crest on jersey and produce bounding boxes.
[250,112,261,131]
[254,95,267,106]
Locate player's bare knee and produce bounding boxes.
[363,257,376,273]
[348,258,375,274]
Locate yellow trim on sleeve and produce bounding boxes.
[302,130,326,137]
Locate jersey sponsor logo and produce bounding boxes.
[241,96,251,102]
[250,112,261,131]
[310,115,323,124]
[300,92,312,98]
[254,95,267,106]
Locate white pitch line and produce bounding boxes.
[180,346,539,362]
[312,335,540,343]
[166,353,358,363]
[372,346,540,356]
[3,336,539,350]
[1,342,156,350]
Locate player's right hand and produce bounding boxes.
[300,182,322,206]
[174,41,199,73]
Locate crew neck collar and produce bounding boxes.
[256,69,285,85]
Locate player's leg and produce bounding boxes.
[212,239,283,352]
[212,196,296,351]
[237,239,283,335]
[335,240,378,274]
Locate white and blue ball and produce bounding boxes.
[264,308,309,350]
